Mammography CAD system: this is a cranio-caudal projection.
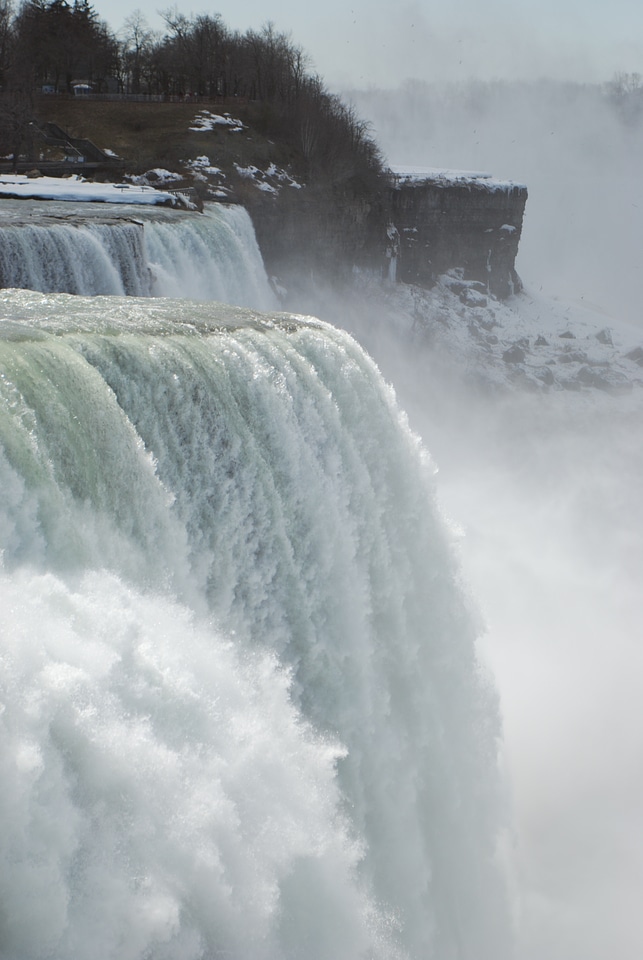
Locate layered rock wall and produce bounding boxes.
[390,173,528,298]
[247,169,528,300]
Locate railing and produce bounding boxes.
[38,92,250,105]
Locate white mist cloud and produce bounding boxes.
[336,74,643,960]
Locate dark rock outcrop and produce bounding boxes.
[247,168,527,301]
[389,172,527,298]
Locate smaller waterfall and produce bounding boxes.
[0,201,276,310]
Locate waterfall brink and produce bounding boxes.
[0,290,512,960]
[0,202,276,309]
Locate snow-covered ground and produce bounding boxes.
[328,267,643,402]
[411,272,642,394]
[189,110,245,133]
[0,174,183,205]
[388,164,527,192]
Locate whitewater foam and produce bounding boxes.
[0,291,511,959]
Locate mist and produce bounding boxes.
[309,78,643,960]
[349,78,643,331]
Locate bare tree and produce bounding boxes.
[0,0,13,86]
[120,9,154,93]
[12,0,117,92]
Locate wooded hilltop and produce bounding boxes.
[0,1,383,188]
[0,1,396,288]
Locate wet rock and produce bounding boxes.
[559,330,576,339]
[502,343,526,364]
[596,328,613,345]
[557,350,588,364]
[478,316,496,330]
[534,365,555,385]
[625,346,643,366]
[534,335,549,347]
[460,287,488,307]
[576,366,611,390]
[468,323,485,341]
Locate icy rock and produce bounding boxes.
[534,366,555,385]
[625,346,643,366]
[557,350,588,364]
[459,286,488,307]
[478,315,496,330]
[559,330,576,339]
[576,366,612,390]
[535,335,549,347]
[596,328,613,345]
[468,323,486,341]
[502,343,526,364]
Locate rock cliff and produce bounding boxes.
[247,167,527,300]
[388,170,528,298]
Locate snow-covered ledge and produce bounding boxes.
[0,174,188,206]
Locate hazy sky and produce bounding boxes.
[94,0,643,88]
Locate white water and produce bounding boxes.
[0,287,511,960]
[0,202,276,309]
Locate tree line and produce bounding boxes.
[0,0,383,191]
[0,0,309,99]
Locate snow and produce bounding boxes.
[234,163,261,179]
[265,163,303,189]
[127,168,184,186]
[349,268,643,397]
[389,165,527,193]
[234,162,303,195]
[189,111,245,133]
[0,174,182,205]
[181,156,231,197]
[185,156,225,176]
[391,165,493,181]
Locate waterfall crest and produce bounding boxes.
[0,202,276,310]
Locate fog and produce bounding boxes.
[349,79,643,331]
[325,79,643,960]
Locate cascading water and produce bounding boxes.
[0,204,512,960]
[0,201,276,309]
[0,292,511,960]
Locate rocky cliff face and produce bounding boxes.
[245,182,386,293]
[389,172,528,298]
[246,169,527,300]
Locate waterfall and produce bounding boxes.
[0,202,276,310]
[0,289,511,960]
